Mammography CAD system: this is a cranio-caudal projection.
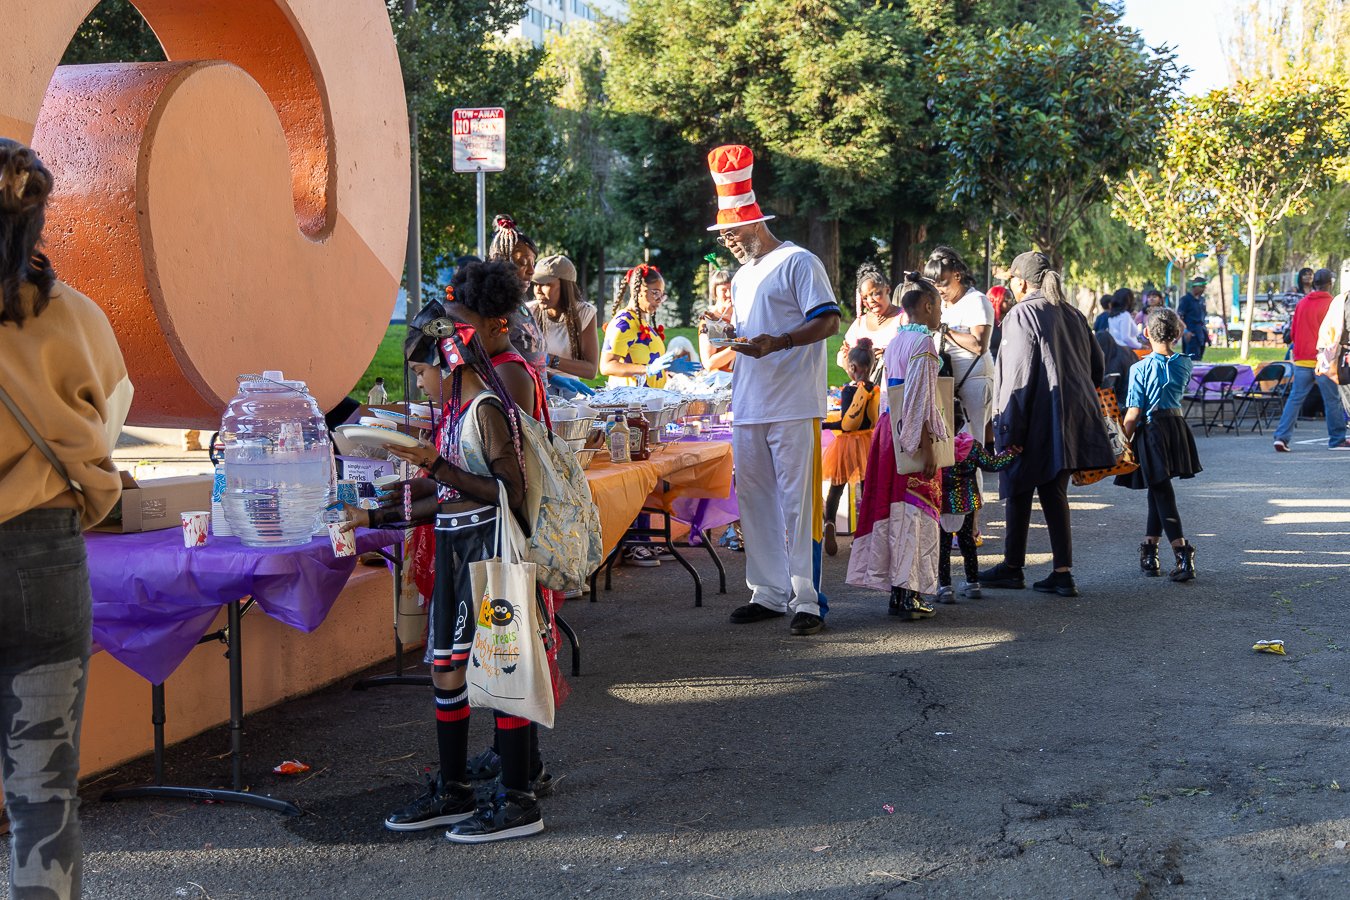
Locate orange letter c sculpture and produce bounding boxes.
[1,0,410,425]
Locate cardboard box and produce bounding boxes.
[94,472,214,533]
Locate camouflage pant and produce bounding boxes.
[1,509,91,900]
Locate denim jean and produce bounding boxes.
[1272,365,1349,447]
[1,508,92,899]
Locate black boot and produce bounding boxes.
[1139,542,1161,577]
[1169,542,1196,582]
[890,588,935,621]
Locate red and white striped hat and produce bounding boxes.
[706,144,775,232]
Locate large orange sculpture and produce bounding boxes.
[1,0,410,426]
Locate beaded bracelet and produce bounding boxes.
[402,482,412,524]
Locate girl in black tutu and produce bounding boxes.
[1116,308,1202,581]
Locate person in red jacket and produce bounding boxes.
[1272,268,1350,451]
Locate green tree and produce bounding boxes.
[1110,135,1227,306]
[928,4,1182,269]
[537,23,631,303]
[61,0,164,64]
[392,1,566,284]
[1171,76,1350,358]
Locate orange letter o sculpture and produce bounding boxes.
[1,0,410,426]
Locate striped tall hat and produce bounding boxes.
[706,144,775,231]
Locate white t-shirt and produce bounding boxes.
[940,287,994,364]
[527,299,597,360]
[730,242,840,425]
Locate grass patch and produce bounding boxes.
[1200,346,1288,365]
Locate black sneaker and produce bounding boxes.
[446,787,544,844]
[730,603,785,624]
[789,612,824,635]
[1032,571,1079,597]
[384,774,477,831]
[978,562,1025,590]
[466,747,501,782]
[531,766,555,798]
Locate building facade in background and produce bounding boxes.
[508,0,626,45]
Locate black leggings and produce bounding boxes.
[939,513,978,586]
[825,483,846,523]
[1003,471,1073,570]
[1146,478,1185,543]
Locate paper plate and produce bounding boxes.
[367,408,433,430]
[335,424,428,449]
[707,337,738,348]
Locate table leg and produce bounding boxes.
[351,542,433,689]
[695,530,727,594]
[555,612,581,677]
[101,599,302,816]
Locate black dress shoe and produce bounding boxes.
[1139,542,1161,576]
[977,562,1025,589]
[730,603,786,624]
[1032,571,1079,597]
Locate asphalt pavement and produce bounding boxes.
[9,426,1349,899]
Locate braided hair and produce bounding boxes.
[486,214,537,266]
[1144,307,1184,346]
[613,263,662,320]
[0,139,56,327]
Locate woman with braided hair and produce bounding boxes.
[487,214,548,376]
[600,263,698,387]
[344,260,547,843]
[527,253,599,383]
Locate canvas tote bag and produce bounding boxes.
[466,482,555,728]
[890,375,956,474]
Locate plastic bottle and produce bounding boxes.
[607,414,631,463]
[625,404,651,460]
[219,370,333,547]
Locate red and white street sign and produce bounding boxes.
[452,107,506,173]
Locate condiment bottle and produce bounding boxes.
[625,404,651,460]
[607,414,631,463]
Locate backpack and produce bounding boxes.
[516,409,604,591]
[461,392,603,591]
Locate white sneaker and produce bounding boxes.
[936,585,957,604]
[959,581,982,599]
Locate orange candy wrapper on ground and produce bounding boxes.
[272,760,311,776]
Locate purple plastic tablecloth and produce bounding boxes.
[1189,363,1256,395]
[671,427,739,543]
[86,528,399,685]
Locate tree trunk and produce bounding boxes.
[804,207,840,296]
[888,218,927,284]
[1240,226,1262,360]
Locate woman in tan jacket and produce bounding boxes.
[0,139,131,898]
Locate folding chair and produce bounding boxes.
[1230,361,1293,435]
[1183,364,1239,436]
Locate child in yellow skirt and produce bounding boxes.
[822,339,881,555]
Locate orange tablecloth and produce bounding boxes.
[583,441,733,557]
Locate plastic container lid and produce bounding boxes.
[239,370,309,391]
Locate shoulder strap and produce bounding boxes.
[0,380,82,494]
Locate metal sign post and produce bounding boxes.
[452,107,506,259]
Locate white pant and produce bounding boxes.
[953,357,992,499]
[732,419,822,616]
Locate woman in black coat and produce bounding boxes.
[980,251,1116,598]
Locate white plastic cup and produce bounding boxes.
[327,522,356,557]
[181,511,210,548]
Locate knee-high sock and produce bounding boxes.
[494,714,532,792]
[434,685,470,784]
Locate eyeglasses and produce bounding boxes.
[715,228,748,247]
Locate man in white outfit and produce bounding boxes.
[705,144,841,636]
